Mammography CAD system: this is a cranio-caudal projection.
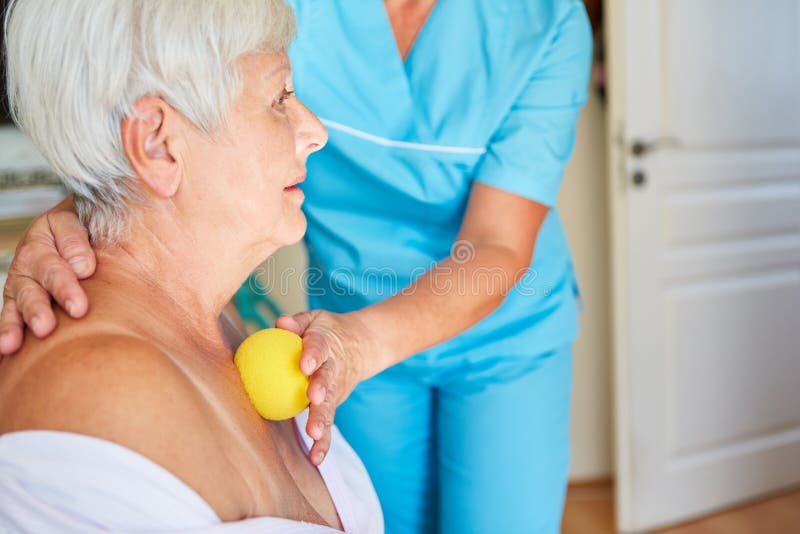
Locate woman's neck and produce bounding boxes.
[91,212,275,351]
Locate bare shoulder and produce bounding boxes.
[0,333,228,481]
[0,333,249,517]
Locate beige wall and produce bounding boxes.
[268,88,614,481]
[559,89,614,480]
[262,241,309,316]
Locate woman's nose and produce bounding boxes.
[294,101,328,156]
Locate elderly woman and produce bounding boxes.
[0,1,382,532]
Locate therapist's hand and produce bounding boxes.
[0,197,95,356]
[275,310,380,466]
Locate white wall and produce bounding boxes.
[267,88,614,481]
[559,89,614,480]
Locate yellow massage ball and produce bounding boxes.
[234,328,309,421]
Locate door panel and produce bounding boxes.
[665,184,798,244]
[665,0,800,146]
[667,272,800,454]
[610,0,800,531]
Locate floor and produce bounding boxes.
[561,480,800,534]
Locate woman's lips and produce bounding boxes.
[284,174,306,200]
[284,174,306,190]
[284,184,305,202]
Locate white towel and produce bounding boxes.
[0,410,383,533]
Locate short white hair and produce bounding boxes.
[4,0,296,243]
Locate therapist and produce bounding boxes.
[0,1,592,532]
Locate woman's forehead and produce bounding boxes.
[239,51,291,81]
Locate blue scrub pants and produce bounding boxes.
[334,344,573,534]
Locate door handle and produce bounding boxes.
[628,137,682,187]
[630,137,681,157]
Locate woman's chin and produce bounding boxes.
[279,213,308,246]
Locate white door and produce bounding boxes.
[607,1,800,531]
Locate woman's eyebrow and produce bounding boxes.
[265,63,291,82]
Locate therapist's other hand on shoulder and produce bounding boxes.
[0,197,95,357]
[276,310,385,466]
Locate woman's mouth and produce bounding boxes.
[284,184,302,193]
[284,174,306,191]
[284,175,306,201]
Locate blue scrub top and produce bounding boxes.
[286,0,593,368]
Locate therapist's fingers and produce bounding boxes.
[5,276,57,339]
[298,328,332,376]
[9,206,91,322]
[308,427,332,467]
[305,360,335,443]
[30,255,89,319]
[275,314,300,333]
[306,363,336,465]
[49,209,96,280]
[308,356,336,408]
[275,311,315,336]
[276,312,325,375]
[0,299,24,356]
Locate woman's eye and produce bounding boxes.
[275,90,295,108]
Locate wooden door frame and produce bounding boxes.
[604,0,634,530]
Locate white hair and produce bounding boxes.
[4,0,296,243]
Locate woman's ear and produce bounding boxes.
[121,97,182,198]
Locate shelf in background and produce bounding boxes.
[0,126,66,221]
[0,249,11,295]
[0,185,66,220]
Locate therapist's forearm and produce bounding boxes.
[351,242,529,377]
